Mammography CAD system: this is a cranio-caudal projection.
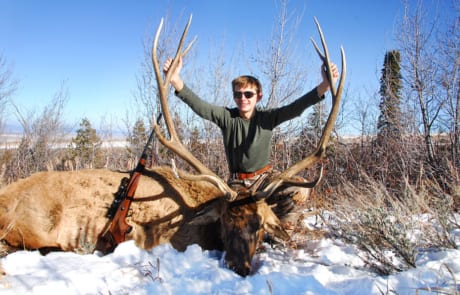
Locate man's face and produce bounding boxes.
[233,85,261,119]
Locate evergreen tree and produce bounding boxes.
[189,126,202,155]
[377,50,403,142]
[299,101,327,149]
[375,50,405,197]
[307,101,327,143]
[127,119,148,160]
[291,101,327,165]
[70,118,102,169]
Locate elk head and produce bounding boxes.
[187,195,290,276]
[151,15,346,277]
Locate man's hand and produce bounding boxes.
[163,57,184,91]
[317,63,339,97]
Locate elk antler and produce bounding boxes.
[151,15,237,200]
[261,17,346,198]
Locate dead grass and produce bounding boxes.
[322,172,458,275]
[0,241,14,258]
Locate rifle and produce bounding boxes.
[95,115,161,255]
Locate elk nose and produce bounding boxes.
[241,265,251,277]
[230,262,251,277]
[234,266,250,277]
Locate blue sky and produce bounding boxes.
[0,0,453,133]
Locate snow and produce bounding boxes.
[1,216,459,295]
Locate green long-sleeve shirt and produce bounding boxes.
[176,85,323,174]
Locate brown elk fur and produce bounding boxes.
[0,166,226,253]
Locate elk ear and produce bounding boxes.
[188,199,223,225]
[257,202,290,241]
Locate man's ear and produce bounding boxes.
[257,93,263,102]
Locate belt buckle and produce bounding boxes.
[243,179,252,187]
[243,173,262,187]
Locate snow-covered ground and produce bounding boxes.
[1,216,459,295]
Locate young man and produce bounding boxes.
[163,57,339,221]
[163,57,339,185]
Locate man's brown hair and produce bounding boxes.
[231,75,262,95]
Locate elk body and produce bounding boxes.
[0,16,345,277]
[0,167,224,252]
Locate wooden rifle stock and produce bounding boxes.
[95,116,160,255]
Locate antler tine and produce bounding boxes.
[261,18,346,198]
[311,17,337,96]
[163,15,194,89]
[152,17,164,89]
[151,18,174,155]
[336,46,346,102]
[152,15,194,140]
[151,15,238,201]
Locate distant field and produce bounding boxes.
[0,134,128,150]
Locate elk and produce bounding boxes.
[0,16,345,277]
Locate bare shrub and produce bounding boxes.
[324,172,458,275]
[4,83,68,182]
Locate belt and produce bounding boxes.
[233,165,272,180]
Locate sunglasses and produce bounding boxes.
[233,91,257,99]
